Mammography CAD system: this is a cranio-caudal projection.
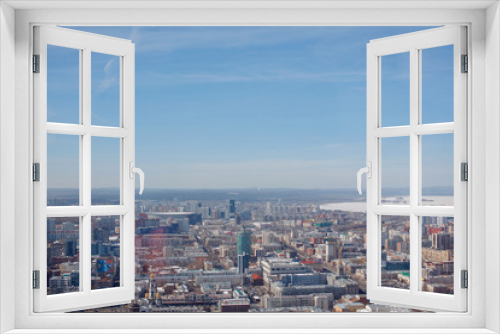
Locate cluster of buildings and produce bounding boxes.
[47,216,121,295]
[46,196,454,312]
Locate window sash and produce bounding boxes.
[366,26,468,312]
[33,25,136,313]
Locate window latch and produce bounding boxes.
[129,161,145,195]
[357,162,372,195]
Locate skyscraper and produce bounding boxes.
[227,199,236,219]
[237,255,249,275]
[237,227,251,274]
[237,228,251,256]
[65,240,77,257]
[432,232,452,250]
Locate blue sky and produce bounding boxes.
[47,26,454,190]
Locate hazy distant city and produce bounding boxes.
[43,25,456,314]
[46,188,454,313]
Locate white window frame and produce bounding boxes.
[0,1,499,333]
[33,26,136,312]
[366,26,468,312]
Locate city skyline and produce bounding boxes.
[47,26,454,190]
[48,192,454,313]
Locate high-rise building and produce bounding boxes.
[185,200,201,213]
[65,239,77,257]
[237,228,251,256]
[237,255,249,275]
[199,206,211,219]
[432,232,452,250]
[237,227,251,274]
[92,227,110,244]
[325,241,336,262]
[227,199,236,219]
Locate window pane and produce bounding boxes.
[421,134,454,206]
[381,52,410,127]
[381,215,410,290]
[47,134,79,206]
[381,136,410,202]
[92,52,121,127]
[47,217,80,295]
[421,216,454,295]
[91,137,121,205]
[47,45,80,124]
[421,45,454,124]
[91,215,121,290]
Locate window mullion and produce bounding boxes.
[82,48,92,293]
[409,47,420,293]
[82,48,91,208]
[81,214,91,293]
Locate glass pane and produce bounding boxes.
[47,134,79,206]
[381,136,410,203]
[421,216,454,295]
[47,45,80,124]
[381,52,410,127]
[47,217,80,295]
[421,134,454,206]
[91,52,121,127]
[91,215,121,290]
[421,45,454,124]
[381,215,410,290]
[91,137,120,205]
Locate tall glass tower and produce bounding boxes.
[237,228,251,256]
[227,199,236,219]
[237,227,251,274]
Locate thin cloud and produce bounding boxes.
[94,58,118,93]
[129,26,142,44]
[133,27,349,54]
[103,58,115,73]
[97,75,118,93]
[139,69,365,84]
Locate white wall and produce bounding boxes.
[485,2,500,333]
[0,2,16,333]
[4,3,497,332]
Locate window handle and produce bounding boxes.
[129,162,145,195]
[357,162,372,195]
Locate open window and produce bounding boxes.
[32,24,468,315]
[363,26,467,312]
[33,26,140,312]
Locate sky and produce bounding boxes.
[46,26,455,190]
